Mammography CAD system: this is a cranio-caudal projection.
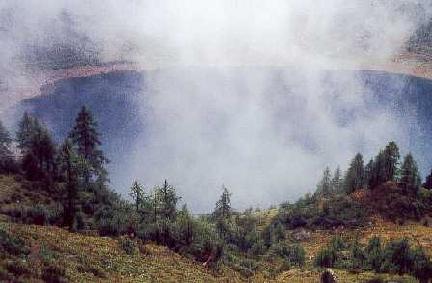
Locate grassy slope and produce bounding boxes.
[0,221,243,282]
[0,176,427,282]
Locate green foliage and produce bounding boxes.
[315,246,337,268]
[17,113,57,181]
[424,169,432,190]
[68,106,108,183]
[368,142,400,188]
[344,153,365,193]
[119,237,137,255]
[315,167,333,197]
[0,227,29,257]
[365,236,383,272]
[269,243,305,267]
[42,265,68,283]
[0,120,16,174]
[400,153,421,194]
[6,204,63,226]
[382,238,413,275]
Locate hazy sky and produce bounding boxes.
[1,0,431,211]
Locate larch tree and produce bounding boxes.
[129,180,145,213]
[331,166,343,193]
[344,153,365,194]
[400,153,421,194]
[383,141,400,182]
[0,120,13,173]
[424,169,432,190]
[69,106,107,183]
[58,139,79,229]
[316,167,332,197]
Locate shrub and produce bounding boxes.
[42,265,67,283]
[119,238,136,255]
[365,237,383,272]
[269,242,305,267]
[315,246,337,268]
[232,257,259,278]
[382,238,413,275]
[349,239,367,270]
[0,228,29,257]
[411,247,432,283]
[5,204,63,226]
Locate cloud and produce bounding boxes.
[1,0,431,211]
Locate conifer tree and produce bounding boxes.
[69,106,107,183]
[383,141,400,182]
[331,166,343,193]
[365,159,374,189]
[424,169,432,190]
[0,120,13,173]
[213,186,232,220]
[16,112,39,153]
[344,153,365,194]
[213,186,232,239]
[58,139,79,229]
[154,180,180,221]
[316,167,332,197]
[129,181,145,213]
[400,153,421,194]
[17,114,56,180]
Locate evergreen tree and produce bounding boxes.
[213,186,232,239]
[331,166,343,193]
[16,112,39,153]
[383,141,400,182]
[129,181,145,213]
[213,186,232,220]
[344,153,365,193]
[400,153,421,194]
[0,120,14,173]
[365,158,374,189]
[18,116,56,180]
[177,204,194,245]
[423,169,432,190]
[316,167,332,197]
[368,142,401,189]
[69,106,107,183]
[155,180,180,221]
[58,139,79,229]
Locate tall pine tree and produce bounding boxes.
[69,106,107,183]
[17,114,56,180]
[400,153,421,194]
[344,153,365,194]
[316,167,332,197]
[383,141,400,182]
[331,166,343,193]
[58,139,79,229]
[0,120,14,173]
[424,169,432,190]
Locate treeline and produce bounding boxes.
[277,141,432,230]
[0,107,305,276]
[316,141,422,197]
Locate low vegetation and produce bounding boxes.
[1,107,432,281]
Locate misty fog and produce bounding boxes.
[1,0,431,211]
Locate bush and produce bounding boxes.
[119,238,136,255]
[315,246,337,268]
[5,204,63,226]
[365,237,383,272]
[269,242,305,267]
[0,228,29,257]
[411,247,432,283]
[42,265,67,283]
[382,238,413,275]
